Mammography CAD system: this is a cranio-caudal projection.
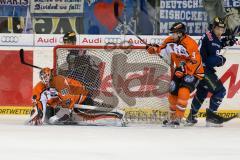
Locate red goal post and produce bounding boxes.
[53,45,171,123]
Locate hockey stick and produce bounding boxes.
[19,49,42,69]
[74,104,123,115]
[232,25,240,36]
[114,2,173,67]
[114,2,148,46]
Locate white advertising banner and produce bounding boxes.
[34,34,65,47]
[78,35,168,46]
[0,34,238,48]
[31,0,84,14]
[34,34,79,47]
[79,34,124,46]
[78,34,239,48]
[0,34,33,46]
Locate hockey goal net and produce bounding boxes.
[53,45,171,123]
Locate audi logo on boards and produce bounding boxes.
[1,36,19,43]
[104,37,122,44]
[150,38,162,45]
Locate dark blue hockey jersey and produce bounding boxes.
[198,31,226,72]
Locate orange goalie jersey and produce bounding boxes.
[159,35,204,79]
[32,75,88,111]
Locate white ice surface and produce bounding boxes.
[0,115,240,160]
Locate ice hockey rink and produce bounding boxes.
[1,1,240,160]
[0,115,240,160]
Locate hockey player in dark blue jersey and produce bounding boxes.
[186,17,238,126]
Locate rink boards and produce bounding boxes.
[0,34,239,120]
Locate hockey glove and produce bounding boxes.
[175,61,186,78]
[221,36,238,48]
[29,105,44,125]
[146,44,159,54]
[216,55,226,67]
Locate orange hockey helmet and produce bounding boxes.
[170,22,186,34]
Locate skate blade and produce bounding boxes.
[75,118,126,127]
[171,124,180,128]
[184,122,196,127]
[206,121,223,127]
[162,123,181,128]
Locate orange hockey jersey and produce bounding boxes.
[158,35,204,79]
[32,75,88,111]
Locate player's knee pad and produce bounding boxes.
[174,87,189,119]
[175,105,186,119]
[168,94,177,106]
[170,105,176,112]
[209,86,226,111]
[177,87,190,107]
[213,86,226,99]
[194,91,208,103]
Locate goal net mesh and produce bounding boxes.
[54,45,171,123]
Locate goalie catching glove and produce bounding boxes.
[28,88,61,125]
[29,101,44,125]
[28,94,44,125]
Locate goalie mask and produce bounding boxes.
[39,68,53,85]
[63,31,76,44]
[66,50,87,69]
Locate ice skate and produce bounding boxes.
[206,109,224,127]
[185,109,198,126]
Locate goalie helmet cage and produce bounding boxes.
[53,45,171,123]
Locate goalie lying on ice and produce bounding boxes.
[28,67,125,127]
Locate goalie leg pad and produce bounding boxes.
[48,107,71,125]
[72,107,126,127]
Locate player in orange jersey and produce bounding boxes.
[29,67,125,126]
[147,22,204,127]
